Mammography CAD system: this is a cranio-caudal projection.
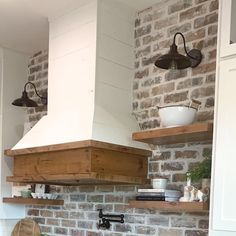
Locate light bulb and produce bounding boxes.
[169,60,178,76]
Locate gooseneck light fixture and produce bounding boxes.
[155,32,202,70]
[12,82,47,107]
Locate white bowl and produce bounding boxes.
[158,105,197,127]
[51,194,58,199]
[36,193,43,198]
[165,197,180,202]
[45,193,52,199]
[31,193,37,199]
[152,178,168,189]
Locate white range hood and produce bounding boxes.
[13,0,146,150]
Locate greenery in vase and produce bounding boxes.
[189,149,212,182]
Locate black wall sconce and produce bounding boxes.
[12,82,47,107]
[155,32,202,70]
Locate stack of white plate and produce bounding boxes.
[165,190,181,202]
[31,193,57,199]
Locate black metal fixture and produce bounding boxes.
[12,82,47,107]
[97,209,124,230]
[155,32,202,70]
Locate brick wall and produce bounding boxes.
[25,0,218,235]
[26,50,48,129]
[133,0,217,185]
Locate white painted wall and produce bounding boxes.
[0,219,19,236]
[13,0,146,150]
[0,48,28,235]
[230,0,236,43]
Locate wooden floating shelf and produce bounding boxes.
[132,123,213,145]
[129,200,209,212]
[3,197,64,206]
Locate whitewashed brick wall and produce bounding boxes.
[26,50,48,129]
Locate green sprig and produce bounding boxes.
[189,149,212,182]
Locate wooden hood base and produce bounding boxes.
[5,140,151,185]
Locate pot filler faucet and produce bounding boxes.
[97,209,124,230]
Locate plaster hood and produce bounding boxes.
[5,0,150,185]
[13,0,145,151]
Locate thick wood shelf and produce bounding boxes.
[6,173,150,186]
[129,200,209,212]
[5,140,151,186]
[3,197,64,205]
[132,123,213,145]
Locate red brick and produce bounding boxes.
[168,23,192,37]
[151,151,171,161]
[194,12,218,29]
[164,91,188,104]
[185,230,208,236]
[62,219,76,227]
[54,211,69,219]
[46,218,59,226]
[159,228,183,236]
[180,5,207,22]
[191,86,215,99]
[196,110,214,122]
[162,162,185,171]
[135,225,156,235]
[135,24,152,38]
[154,15,178,30]
[152,82,175,96]
[135,68,149,79]
[208,24,217,35]
[168,0,193,14]
[172,173,187,182]
[54,227,68,235]
[70,229,85,236]
[27,209,39,216]
[192,62,216,75]
[198,219,209,229]
[209,0,218,12]
[96,185,114,192]
[149,162,159,172]
[105,195,123,203]
[171,217,196,228]
[175,150,198,159]
[40,210,53,217]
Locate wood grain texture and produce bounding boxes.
[3,197,64,205]
[91,148,148,177]
[5,141,150,185]
[6,172,150,185]
[132,123,213,145]
[128,200,209,212]
[11,218,41,236]
[13,148,91,176]
[5,140,151,156]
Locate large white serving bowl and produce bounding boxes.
[158,105,197,127]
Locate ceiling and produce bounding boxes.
[0,0,158,55]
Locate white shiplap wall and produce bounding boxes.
[93,0,145,148]
[13,0,146,150]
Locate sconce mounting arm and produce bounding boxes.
[24,82,47,100]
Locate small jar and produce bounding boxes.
[152,178,168,189]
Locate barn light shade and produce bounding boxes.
[154,32,202,70]
[12,82,47,107]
